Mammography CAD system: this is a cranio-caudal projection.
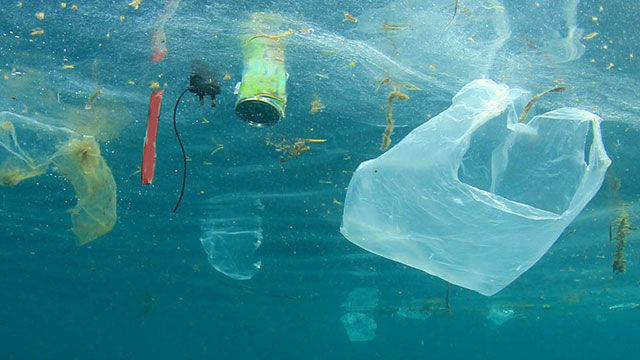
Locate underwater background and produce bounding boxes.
[1,1,639,359]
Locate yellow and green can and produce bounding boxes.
[235,18,289,126]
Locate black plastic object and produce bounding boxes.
[188,60,221,106]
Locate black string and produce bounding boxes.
[172,88,190,213]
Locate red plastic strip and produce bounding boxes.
[141,89,165,185]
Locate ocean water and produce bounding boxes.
[1,1,639,359]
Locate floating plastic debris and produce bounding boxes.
[151,0,181,62]
[608,303,639,310]
[487,306,515,326]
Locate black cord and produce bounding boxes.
[172,88,190,213]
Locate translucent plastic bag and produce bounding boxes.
[340,79,611,296]
[0,112,117,245]
[200,197,263,280]
[53,137,117,246]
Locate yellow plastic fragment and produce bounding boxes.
[61,3,67,8]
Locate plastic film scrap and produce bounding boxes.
[53,137,117,246]
[340,79,611,296]
[152,0,182,62]
[0,112,74,186]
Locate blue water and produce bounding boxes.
[1,1,639,359]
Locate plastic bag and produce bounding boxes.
[340,79,611,296]
[53,137,117,246]
[0,112,117,245]
[200,197,263,280]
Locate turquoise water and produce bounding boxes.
[1,1,639,359]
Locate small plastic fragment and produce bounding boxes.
[151,0,181,62]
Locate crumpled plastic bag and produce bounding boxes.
[53,137,117,245]
[340,79,611,296]
[0,111,117,245]
[199,198,263,281]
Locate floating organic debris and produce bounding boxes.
[612,206,634,274]
[244,28,293,45]
[266,134,326,162]
[380,89,409,151]
[344,12,357,23]
[309,94,326,114]
[84,89,102,110]
[128,0,142,10]
[381,20,411,31]
[518,86,566,123]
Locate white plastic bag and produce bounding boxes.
[340,79,611,296]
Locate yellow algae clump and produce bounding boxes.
[53,137,117,246]
[35,12,45,20]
